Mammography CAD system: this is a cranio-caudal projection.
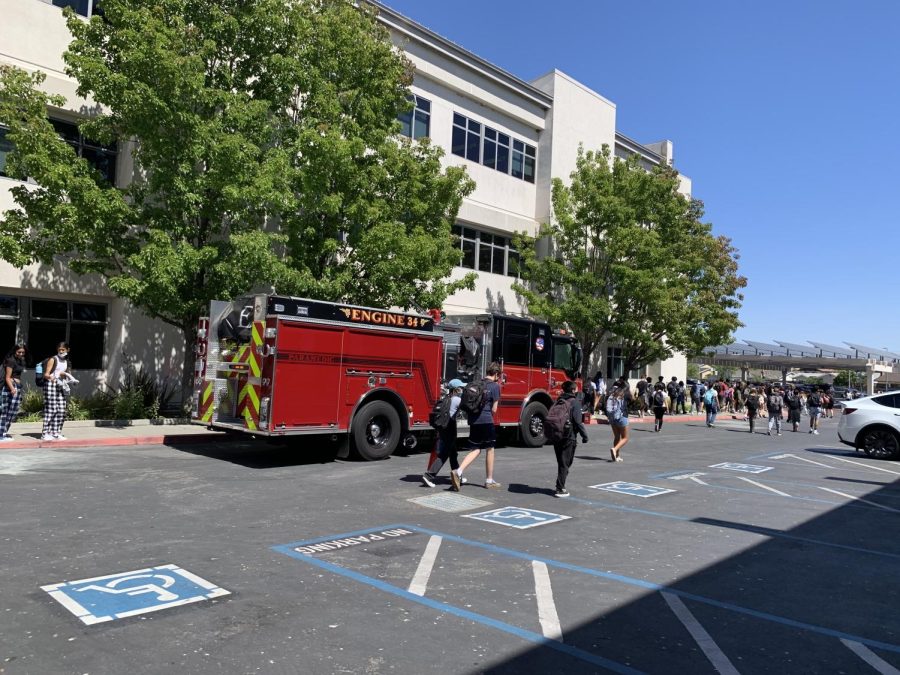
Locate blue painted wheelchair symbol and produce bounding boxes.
[463,506,572,529]
[589,481,676,498]
[41,564,230,625]
[709,462,773,474]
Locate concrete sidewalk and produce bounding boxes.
[0,419,232,449]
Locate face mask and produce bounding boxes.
[57,351,68,359]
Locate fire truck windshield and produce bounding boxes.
[216,299,254,353]
[552,337,582,379]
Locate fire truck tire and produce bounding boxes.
[352,400,402,460]
[519,401,548,447]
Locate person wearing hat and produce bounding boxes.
[422,378,466,488]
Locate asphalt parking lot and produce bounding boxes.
[1,416,898,675]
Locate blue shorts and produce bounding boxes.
[611,416,629,428]
[467,423,497,450]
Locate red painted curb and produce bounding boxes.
[0,433,233,450]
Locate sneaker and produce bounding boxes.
[421,473,436,488]
[450,471,461,492]
[777,433,783,436]
[0,436,13,442]
[485,480,503,489]
[809,429,814,434]
[554,488,570,498]
[461,477,468,485]
[813,430,819,435]
[54,435,67,441]
[41,435,54,442]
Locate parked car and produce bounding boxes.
[837,391,900,459]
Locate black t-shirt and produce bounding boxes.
[3,357,24,380]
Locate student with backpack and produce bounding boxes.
[452,362,502,491]
[745,387,760,433]
[666,377,679,414]
[545,380,589,498]
[605,385,629,462]
[651,383,668,432]
[807,389,823,435]
[784,385,802,432]
[766,387,784,436]
[703,385,719,427]
[1,344,27,442]
[422,379,466,488]
[39,342,78,442]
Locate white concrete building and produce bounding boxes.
[0,0,691,393]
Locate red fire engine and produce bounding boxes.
[191,294,582,460]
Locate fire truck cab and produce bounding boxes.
[442,313,582,446]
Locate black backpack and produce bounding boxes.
[428,394,454,430]
[808,393,822,407]
[34,356,55,386]
[459,379,486,416]
[544,398,573,443]
[653,390,667,407]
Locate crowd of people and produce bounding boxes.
[419,370,843,498]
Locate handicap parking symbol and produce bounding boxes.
[41,564,230,625]
[462,506,572,529]
[589,481,676,498]
[709,462,773,474]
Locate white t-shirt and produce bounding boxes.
[52,356,69,378]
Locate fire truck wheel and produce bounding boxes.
[520,401,548,447]
[352,400,402,460]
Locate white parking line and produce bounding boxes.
[776,453,835,468]
[407,535,442,596]
[841,639,900,675]
[738,477,791,497]
[690,476,709,486]
[661,592,740,675]
[818,488,900,514]
[532,560,562,641]
[830,456,900,475]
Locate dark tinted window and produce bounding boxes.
[32,300,68,320]
[502,321,530,366]
[69,324,105,369]
[0,127,13,177]
[0,296,18,317]
[73,303,106,322]
[872,393,900,409]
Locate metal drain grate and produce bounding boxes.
[408,493,492,512]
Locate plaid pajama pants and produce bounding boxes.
[0,384,22,437]
[42,380,68,437]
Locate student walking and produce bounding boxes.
[452,362,502,490]
[1,344,27,442]
[651,383,667,432]
[766,387,784,436]
[606,385,629,461]
[785,385,802,432]
[422,379,465,488]
[807,389,823,435]
[41,342,77,442]
[666,377,679,414]
[549,380,589,497]
[675,381,687,415]
[690,381,701,414]
[745,387,759,433]
[704,386,719,427]
[636,377,650,419]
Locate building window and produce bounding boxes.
[0,296,19,352]
[606,347,642,380]
[51,118,118,185]
[52,0,100,18]
[26,298,107,369]
[398,95,431,140]
[452,224,519,277]
[0,127,13,178]
[451,113,535,183]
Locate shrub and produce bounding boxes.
[19,387,44,414]
[112,366,176,419]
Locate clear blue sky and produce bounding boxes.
[383,0,900,352]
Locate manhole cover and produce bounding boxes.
[408,493,492,512]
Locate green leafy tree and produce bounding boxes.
[514,145,746,379]
[833,370,863,388]
[0,0,474,403]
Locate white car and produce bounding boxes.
[837,391,900,460]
